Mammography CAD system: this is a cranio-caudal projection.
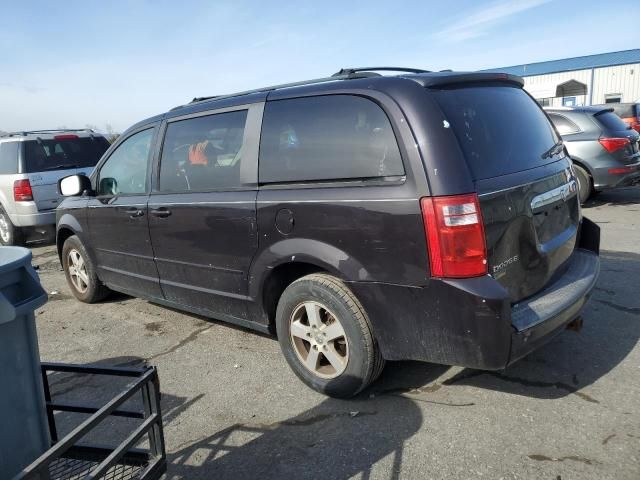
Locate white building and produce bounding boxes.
[485,49,640,107]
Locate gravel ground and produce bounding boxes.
[31,186,640,480]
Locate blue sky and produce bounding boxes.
[1,0,638,132]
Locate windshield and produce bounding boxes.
[431,85,560,180]
[23,136,110,173]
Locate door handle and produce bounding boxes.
[125,207,144,218]
[150,207,172,218]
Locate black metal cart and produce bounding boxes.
[15,362,167,480]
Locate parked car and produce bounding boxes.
[56,69,600,398]
[545,107,640,203]
[591,102,640,132]
[0,129,110,245]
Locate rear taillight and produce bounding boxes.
[420,193,487,278]
[13,179,33,202]
[54,134,78,140]
[599,137,630,153]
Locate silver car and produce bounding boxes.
[0,129,110,245]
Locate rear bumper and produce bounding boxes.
[8,209,56,227]
[508,249,599,365]
[349,220,600,370]
[593,160,640,190]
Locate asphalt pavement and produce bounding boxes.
[32,186,640,479]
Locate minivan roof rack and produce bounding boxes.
[188,72,378,106]
[331,67,431,76]
[182,67,431,109]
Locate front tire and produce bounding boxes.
[0,208,24,246]
[275,273,384,398]
[574,164,592,205]
[62,235,110,303]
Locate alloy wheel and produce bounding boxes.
[289,301,349,379]
[67,249,89,293]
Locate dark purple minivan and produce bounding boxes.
[56,68,600,397]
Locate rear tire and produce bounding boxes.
[573,164,592,205]
[62,235,110,303]
[0,208,24,246]
[275,273,384,398]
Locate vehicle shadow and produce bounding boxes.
[583,185,640,207]
[46,355,197,446]
[46,361,443,480]
[439,249,640,401]
[164,370,437,480]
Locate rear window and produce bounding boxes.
[594,111,631,132]
[548,113,580,135]
[259,95,404,183]
[0,142,19,174]
[23,136,110,173]
[431,86,560,180]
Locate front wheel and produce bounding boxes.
[275,273,384,398]
[62,235,110,303]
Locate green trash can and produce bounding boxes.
[0,247,50,479]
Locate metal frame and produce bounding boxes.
[1,129,95,138]
[16,362,166,480]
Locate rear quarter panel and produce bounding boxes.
[252,183,428,289]
[0,173,17,214]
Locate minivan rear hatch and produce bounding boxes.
[431,83,580,303]
[22,135,110,211]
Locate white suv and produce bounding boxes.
[0,129,110,245]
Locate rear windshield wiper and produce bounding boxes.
[541,140,564,159]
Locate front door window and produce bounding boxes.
[98,129,154,196]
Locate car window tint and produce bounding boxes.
[0,142,19,174]
[23,137,110,173]
[98,128,154,196]
[159,110,248,192]
[259,95,404,183]
[432,86,560,180]
[548,113,580,135]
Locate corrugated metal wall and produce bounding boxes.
[592,63,640,104]
[521,64,640,105]
[523,69,592,106]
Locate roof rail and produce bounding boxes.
[1,128,95,137]
[180,67,430,110]
[24,128,94,134]
[186,72,379,107]
[332,67,431,76]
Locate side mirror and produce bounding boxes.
[59,174,92,196]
